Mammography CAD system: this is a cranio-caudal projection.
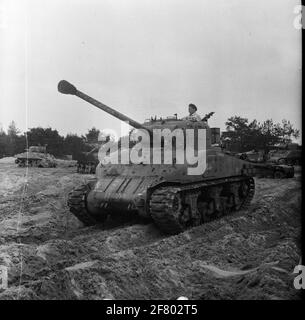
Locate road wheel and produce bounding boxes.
[197,198,215,223]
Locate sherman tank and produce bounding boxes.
[15,146,57,168]
[58,80,255,234]
[268,148,301,166]
[76,145,99,174]
[251,162,294,179]
[236,150,294,178]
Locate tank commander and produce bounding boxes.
[182,103,201,121]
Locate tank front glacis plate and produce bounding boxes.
[89,175,163,218]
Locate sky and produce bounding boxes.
[0,0,302,141]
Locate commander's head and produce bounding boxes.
[188,103,197,115]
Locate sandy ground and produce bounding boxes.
[0,163,302,300]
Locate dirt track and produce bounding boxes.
[0,163,302,299]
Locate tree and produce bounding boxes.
[7,121,20,136]
[26,127,64,157]
[0,129,8,157]
[278,119,300,143]
[225,116,261,152]
[6,121,24,156]
[224,116,300,152]
[63,134,88,160]
[259,119,299,150]
[85,127,100,144]
[0,122,26,156]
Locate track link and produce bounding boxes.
[67,183,97,226]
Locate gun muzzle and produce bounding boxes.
[58,80,77,95]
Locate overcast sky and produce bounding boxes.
[0,0,302,141]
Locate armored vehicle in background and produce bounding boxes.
[77,145,99,174]
[58,80,255,234]
[15,146,57,168]
[251,162,294,179]
[268,149,301,166]
[238,150,265,163]
[236,149,294,179]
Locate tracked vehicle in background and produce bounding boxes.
[251,162,294,179]
[15,146,57,168]
[268,148,301,166]
[237,150,294,178]
[76,145,99,174]
[58,80,255,234]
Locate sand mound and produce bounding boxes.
[0,157,16,164]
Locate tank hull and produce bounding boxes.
[68,151,255,234]
[14,152,57,168]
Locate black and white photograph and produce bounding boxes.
[0,0,302,304]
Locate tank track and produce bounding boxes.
[16,158,57,168]
[149,188,185,234]
[150,176,255,235]
[67,182,98,226]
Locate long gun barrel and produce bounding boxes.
[58,80,148,131]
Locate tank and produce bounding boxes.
[15,146,57,168]
[268,149,301,166]
[251,162,294,179]
[76,145,99,174]
[236,150,294,178]
[58,80,255,234]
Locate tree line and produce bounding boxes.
[223,116,300,152]
[0,121,101,160]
